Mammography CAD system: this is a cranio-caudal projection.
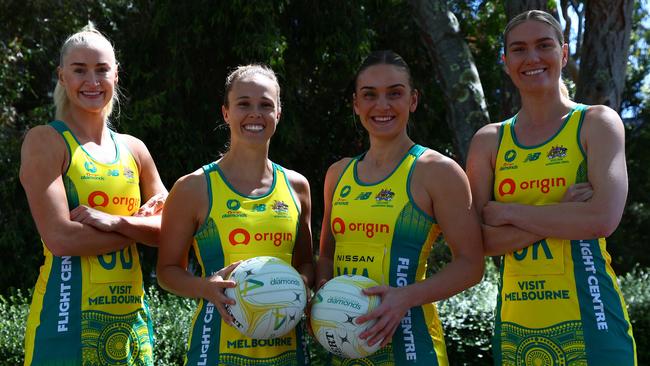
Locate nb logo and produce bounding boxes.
[355,192,372,200]
[524,152,541,162]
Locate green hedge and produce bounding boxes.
[2,264,648,365]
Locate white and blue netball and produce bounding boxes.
[310,275,382,358]
[224,256,307,339]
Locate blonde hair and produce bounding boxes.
[504,10,571,99]
[54,22,120,125]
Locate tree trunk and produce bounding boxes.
[408,0,490,165]
[502,1,560,119]
[575,0,634,111]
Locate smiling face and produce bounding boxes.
[503,20,568,94]
[58,38,117,117]
[353,63,418,140]
[222,74,281,145]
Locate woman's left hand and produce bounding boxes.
[70,205,121,232]
[356,285,412,347]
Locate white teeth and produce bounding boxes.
[373,116,393,122]
[524,69,545,76]
[81,91,101,96]
[243,124,264,131]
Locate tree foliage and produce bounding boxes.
[0,0,648,297]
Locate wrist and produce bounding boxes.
[400,285,419,308]
[112,215,127,232]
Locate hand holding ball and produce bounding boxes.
[224,256,307,339]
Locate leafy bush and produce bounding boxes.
[437,260,498,365]
[0,289,29,364]
[146,286,196,366]
[619,266,650,365]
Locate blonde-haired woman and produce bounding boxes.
[467,10,636,365]
[20,24,166,365]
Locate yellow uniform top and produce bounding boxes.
[492,105,636,365]
[331,144,448,366]
[24,120,153,366]
[184,161,309,366]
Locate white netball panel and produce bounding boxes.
[310,275,382,359]
[225,256,307,339]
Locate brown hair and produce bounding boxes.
[223,64,281,109]
[353,50,414,91]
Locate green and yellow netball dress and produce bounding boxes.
[185,162,309,366]
[24,120,153,366]
[492,104,636,366]
[330,144,448,366]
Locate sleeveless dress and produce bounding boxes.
[330,144,448,365]
[24,120,153,366]
[184,161,309,366]
[492,104,636,365]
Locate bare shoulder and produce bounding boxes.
[21,125,66,170]
[583,105,624,133]
[22,124,65,152]
[470,122,502,150]
[282,167,310,195]
[416,149,466,183]
[117,133,150,155]
[325,157,353,182]
[172,168,207,197]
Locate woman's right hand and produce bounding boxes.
[203,261,241,325]
[305,278,328,337]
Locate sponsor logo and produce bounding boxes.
[500,150,519,171]
[374,188,394,202]
[547,145,567,160]
[123,167,134,179]
[227,337,292,349]
[228,228,293,247]
[87,191,140,211]
[524,152,541,162]
[198,302,215,362]
[325,330,344,357]
[222,199,246,218]
[579,240,608,330]
[396,257,417,360]
[331,217,390,238]
[80,160,104,181]
[252,203,266,212]
[227,199,241,210]
[270,277,301,286]
[335,185,352,206]
[272,200,289,214]
[513,240,553,261]
[107,169,119,177]
[497,176,567,196]
[84,161,97,173]
[327,296,361,310]
[355,192,372,200]
[57,256,72,332]
[336,254,375,263]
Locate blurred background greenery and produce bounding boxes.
[1,0,648,364]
